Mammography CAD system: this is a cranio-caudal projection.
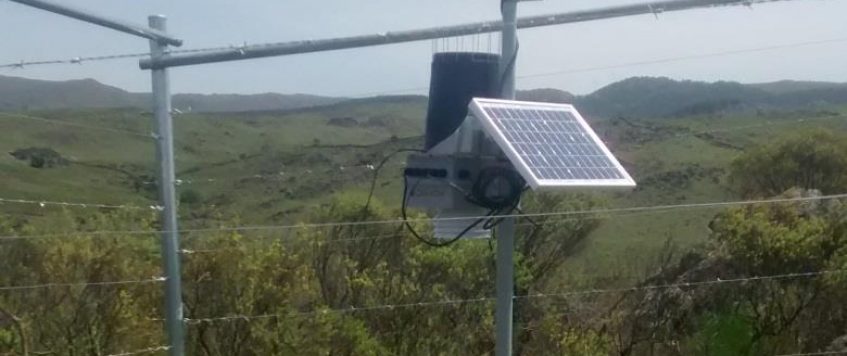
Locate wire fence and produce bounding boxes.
[1,35,845,99]
[105,346,171,356]
[0,197,156,210]
[0,277,165,292]
[180,268,847,324]
[2,192,845,241]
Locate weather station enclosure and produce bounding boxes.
[403,51,635,240]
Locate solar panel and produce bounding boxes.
[468,98,635,190]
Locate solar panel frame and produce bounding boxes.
[469,98,635,190]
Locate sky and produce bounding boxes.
[1,0,845,97]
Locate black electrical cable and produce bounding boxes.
[483,201,519,231]
[340,147,427,246]
[490,186,531,228]
[482,208,503,230]
[515,206,541,241]
[362,148,426,215]
[482,193,522,230]
[401,175,495,247]
[499,40,519,94]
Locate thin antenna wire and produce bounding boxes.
[0,277,165,292]
[497,31,502,55]
[514,270,846,301]
[114,208,705,258]
[1,35,842,100]
[0,113,152,138]
[0,197,155,210]
[182,268,847,324]
[0,229,158,241]
[174,193,847,234]
[343,36,847,98]
[179,232,404,255]
[519,37,847,80]
[488,32,492,53]
[169,163,376,186]
[186,297,494,324]
[0,51,148,69]
[1,17,843,72]
[0,44,252,69]
[105,346,171,356]
[3,192,847,241]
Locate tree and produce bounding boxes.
[704,189,847,353]
[730,129,847,198]
[606,189,847,355]
[0,210,162,355]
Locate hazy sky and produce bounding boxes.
[1,0,845,96]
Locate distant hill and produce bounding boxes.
[0,76,136,111]
[0,75,343,112]
[517,88,575,103]
[575,77,771,118]
[748,80,846,95]
[2,74,846,118]
[574,77,847,118]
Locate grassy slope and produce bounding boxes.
[569,107,847,277]
[0,98,426,221]
[2,101,846,277]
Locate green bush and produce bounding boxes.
[730,129,847,197]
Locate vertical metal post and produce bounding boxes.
[495,217,516,356]
[148,15,185,356]
[500,0,518,100]
[496,2,518,356]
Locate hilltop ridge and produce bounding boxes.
[2,74,845,117]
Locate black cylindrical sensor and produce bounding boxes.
[424,52,501,150]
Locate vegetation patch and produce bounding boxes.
[8,147,67,168]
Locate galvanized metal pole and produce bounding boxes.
[8,0,182,46]
[496,1,518,355]
[500,0,518,100]
[139,0,779,69]
[148,15,185,356]
[495,216,516,356]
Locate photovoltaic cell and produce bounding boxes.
[469,98,635,189]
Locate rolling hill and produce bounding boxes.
[2,86,846,275]
[0,75,343,112]
[3,75,846,118]
[575,77,847,118]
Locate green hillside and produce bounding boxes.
[5,76,847,354]
[3,92,846,275]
